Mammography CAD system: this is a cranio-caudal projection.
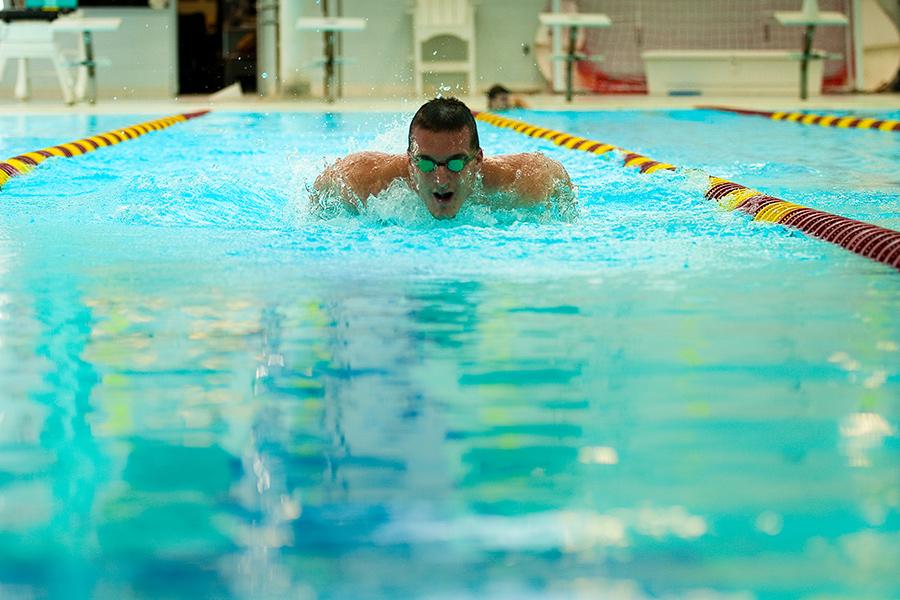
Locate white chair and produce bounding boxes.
[412,0,476,97]
[0,20,75,104]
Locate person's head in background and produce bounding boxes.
[487,84,513,110]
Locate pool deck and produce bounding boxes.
[0,93,897,115]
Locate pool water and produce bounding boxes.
[0,109,897,599]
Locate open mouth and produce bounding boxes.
[433,191,454,204]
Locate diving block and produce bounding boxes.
[295,17,366,32]
[295,16,367,102]
[538,13,611,28]
[53,15,122,104]
[773,11,848,26]
[773,1,848,100]
[537,12,611,102]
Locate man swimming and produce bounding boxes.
[313,97,571,219]
[487,84,529,110]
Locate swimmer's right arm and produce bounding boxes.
[312,152,406,213]
[312,155,365,213]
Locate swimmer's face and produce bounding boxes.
[408,126,483,219]
[488,93,510,110]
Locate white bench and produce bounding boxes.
[641,49,827,96]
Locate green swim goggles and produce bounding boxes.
[413,154,473,174]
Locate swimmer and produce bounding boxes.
[487,84,529,111]
[313,97,571,219]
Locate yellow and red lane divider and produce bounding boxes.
[473,110,900,270]
[697,105,900,132]
[0,110,210,190]
[473,111,677,175]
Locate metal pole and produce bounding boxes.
[851,0,864,91]
[324,32,335,102]
[337,0,343,99]
[566,24,577,102]
[82,31,97,104]
[322,0,334,103]
[800,24,815,100]
[551,0,563,93]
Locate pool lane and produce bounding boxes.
[697,106,900,132]
[472,110,900,271]
[0,110,210,190]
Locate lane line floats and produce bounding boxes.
[0,110,210,190]
[473,111,900,270]
[697,105,900,132]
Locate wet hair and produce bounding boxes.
[487,84,511,100]
[408,97,480,152]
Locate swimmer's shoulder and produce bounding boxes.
[334,152,407,179]
[482,153,571,195]
[322,151,409,199]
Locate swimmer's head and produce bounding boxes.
[487,84,512,110]
[407,97,483,219]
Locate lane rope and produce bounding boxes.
[0,110,210,190]
[697,105,900,132]
[473,110,900,271]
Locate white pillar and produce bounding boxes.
[551,0,564,93]
[852,0,865,91]
[258,0,279,96]
[278,0,312,96]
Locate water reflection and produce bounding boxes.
[0,260,897,598]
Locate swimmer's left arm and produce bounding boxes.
[484,153,572,206]
[529,154,571,200]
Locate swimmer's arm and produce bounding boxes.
[312,152,405,212]
[312,155,368,212]
[522,154,571,201]
[485,153,572,206]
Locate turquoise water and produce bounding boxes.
[0,110,898,599]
